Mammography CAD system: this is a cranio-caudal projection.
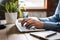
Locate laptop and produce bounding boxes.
[15,19,45,32]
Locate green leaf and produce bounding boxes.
[5,2,9,12]
[0,0,26,13]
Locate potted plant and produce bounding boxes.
[0,0,26,24]
[0,0,19,24]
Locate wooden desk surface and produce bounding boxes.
[0,24,60,40]
[0,24,40,40]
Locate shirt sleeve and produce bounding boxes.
[44,22,60,32]
[39,18,60,32]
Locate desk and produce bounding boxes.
[7,24,40,40]
[0,24,40,40]
[0,21,60,40]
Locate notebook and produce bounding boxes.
[30,31,57,40]
[15,19,45,32]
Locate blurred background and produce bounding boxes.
[0,0,59,20]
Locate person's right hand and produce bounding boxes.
[21,18,44,29]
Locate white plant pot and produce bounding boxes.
[5,12,17,24]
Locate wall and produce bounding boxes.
[47,0,58,17]
[28,11,47,18]
[0,0,5,20]
[0,0,3,3]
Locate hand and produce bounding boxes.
[21,18,44,29]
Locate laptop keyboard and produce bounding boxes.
[16,22,37,31]
[16,19,45,32]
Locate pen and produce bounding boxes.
[46,32,57,38]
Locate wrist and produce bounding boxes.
[40,22,44,29]
[36,22,44,29]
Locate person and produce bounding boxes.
[21,0,60,32]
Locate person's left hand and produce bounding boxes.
[21,18,44,29]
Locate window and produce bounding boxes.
[18,0,47,9]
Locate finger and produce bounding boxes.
[21,18,31,26]
[25,20,33,28]
[26,24,35,29]
[21,18,26,25]
[25,21,35,29]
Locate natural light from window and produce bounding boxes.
[18,0,47,9]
